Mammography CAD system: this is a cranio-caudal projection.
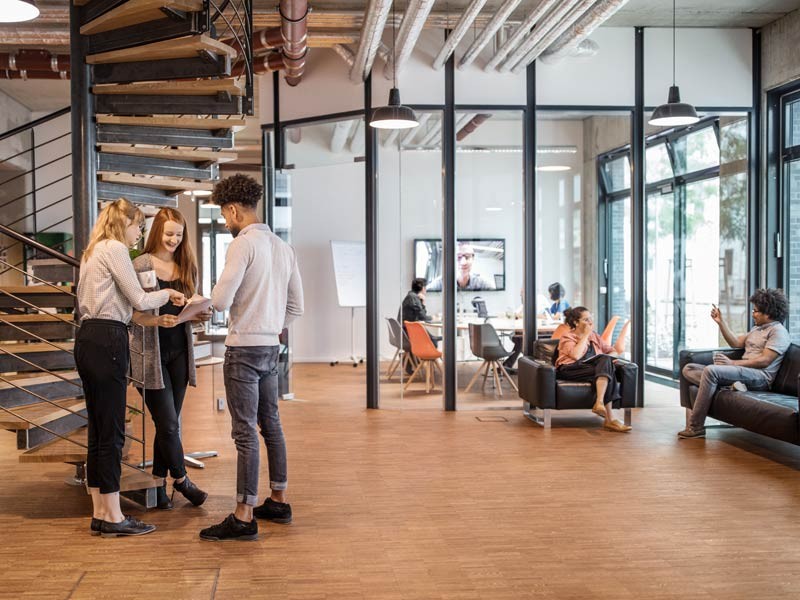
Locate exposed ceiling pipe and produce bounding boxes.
[331,120,354,152]
[416,117,443,147]
[349,119,365,154]
[497,0,585,72]
[431,0,488,70]
[541,0,631,61]
[456,113,491,141]
[509,0,599,73]
[232,52,284,76]
[382,0,435,79]
[280,0,309,86]
[484,0,560,71]
[457,0,522,70]
[539,38,598,64]
[349,0,392,83]
[332,43,356,67]
[1,69,68,80]
[377,42,391,64]
[0,50,70,72]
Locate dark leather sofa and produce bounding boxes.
[679,343,800,444]
[518,338,638,428]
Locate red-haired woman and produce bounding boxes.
[131,208,209,508]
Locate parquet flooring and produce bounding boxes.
[1,362,800,599]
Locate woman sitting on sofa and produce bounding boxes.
[555,307,632,433]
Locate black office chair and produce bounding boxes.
[465,323,518,396]
[385,318,414,381]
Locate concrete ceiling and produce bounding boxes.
[0,80,70,113]
[605,0,800,27]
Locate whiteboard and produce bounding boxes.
[330,240,365,308]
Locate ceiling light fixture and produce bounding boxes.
[648,0,699,127]
[536,165,571,172]
[0,0,39,22]
[369,0,419,130]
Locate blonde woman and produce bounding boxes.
[75,199,185,537]
[131,208,209,509]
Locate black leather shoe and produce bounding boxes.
[174,475,208,507]
[156,483,173,510]
[90,517,102,536]
[199,514,258,542]
[253,498,292,524]
[100,516,156,537]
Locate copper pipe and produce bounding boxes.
[280,0,309,86]
[456,114,492,141]
[1,69,69,80]
[232,52,285,77]
[0,50,70,72]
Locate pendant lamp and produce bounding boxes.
[648,0,699,127]
[0,0,39,22]
[369,0,419,130]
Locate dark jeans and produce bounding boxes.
[557,355,620,405]
[224,345,286,506]
[139,348,189,479]
[75,319,129,494]
[503,334,523,368]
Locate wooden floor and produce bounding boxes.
[2,363,800,599]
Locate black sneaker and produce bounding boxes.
[253,498,292,524]
[100,515,156,537]
[174,475,208,507]
[90,517,102,536]
[156,483,173,510]
[199,514,258,542]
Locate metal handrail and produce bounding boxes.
[0,224,80,268]
[0,296,79,328]
[0,132,71,166]
[0,172,72,212]
[0,257,76,296]
[0,106,70,143]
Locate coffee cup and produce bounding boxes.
[137,269,157,289]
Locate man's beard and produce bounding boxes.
[229,226,241,238]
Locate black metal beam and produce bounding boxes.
[95,94,243,116]
[273,71,284,169]
[523,61,537,356]
[96,182,179,207]
[93,55,230,84]
[749,28,762,296]
[631,27,646,406]
[70,1,97,257]
[96,123,234,148]
[87,12,205,54]
[365,71,379,410]
[443,32,456,412]
[98,152,218,180]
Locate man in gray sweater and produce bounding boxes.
[200,174,304,542]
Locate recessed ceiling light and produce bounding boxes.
[536,165,571,172]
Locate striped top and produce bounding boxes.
[77,239,170,324]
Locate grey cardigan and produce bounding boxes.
[129,253,197,390]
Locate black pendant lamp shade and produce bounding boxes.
[649,85,700,127]
[648,0,699,127]
[370,87,419,129]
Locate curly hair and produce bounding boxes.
[749,288,789,323]
[563,306,589,329]
[210,174,263,209]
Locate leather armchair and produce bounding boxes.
[518,338,638,428]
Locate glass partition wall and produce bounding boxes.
[378,110,445,410]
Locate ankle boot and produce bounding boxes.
[174,475,208,507]
[156,482,173,510]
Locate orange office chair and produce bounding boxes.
[600,315,620,344]
[404,321,443,393]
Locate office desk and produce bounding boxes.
[424,318,560,361]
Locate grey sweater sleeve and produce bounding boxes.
[284,254,304,327]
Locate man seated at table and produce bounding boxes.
[427,243,496,292]
[678,288,791,439]
[400,278,441,373]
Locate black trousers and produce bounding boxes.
[139,348,189,479]
[75,319,129,494]
[557,355,620,405]
[504,334,523,368]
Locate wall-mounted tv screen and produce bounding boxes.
[415,238,505,291]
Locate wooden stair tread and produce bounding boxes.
[99,144,238,163]
[0,371,80,392]
[81,0,203,36]
[118,469,165,492]
[87,34,238,65]
[0,285,73,294]
[0,398,85,430]
[93,78,245,97]
[19,428,86,463]
[95,115,247,131]
[0,341,74,354]
[98,173,213,191]
[0,313,75,323]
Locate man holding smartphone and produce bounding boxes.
[678,288,791,438]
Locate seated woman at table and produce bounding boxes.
[547,282,570,319]
[555,306,631,433]
[130,207,211,509]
